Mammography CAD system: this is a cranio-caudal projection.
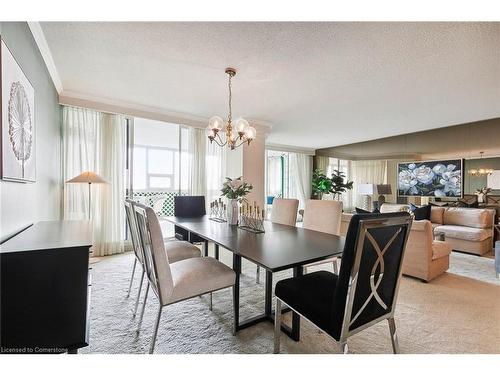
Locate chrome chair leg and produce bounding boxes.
[126,258,137,298]
[388,317,400,354]
[340,341,348,354]
[332,258,338,274]
[149,304,163,354]
[137,283,149,332]
[256,265,260,284]
[133,270,145,317]
[209,292,213,311]
[273,298,282,354]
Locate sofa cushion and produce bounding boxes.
[380,203,409,213]
[430,206,445,224]
[443,207,493,229]
[434,225,492,242]
[432,240,452,260]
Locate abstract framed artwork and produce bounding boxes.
[1,37,36,183]
[397,159,463,198]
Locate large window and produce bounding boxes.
[132,118,180,192]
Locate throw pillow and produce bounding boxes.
[409,203,431,221]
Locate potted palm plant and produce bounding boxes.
[312,168,353,200]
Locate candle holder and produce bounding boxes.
[238,201,265,234]
[209,199,227,223]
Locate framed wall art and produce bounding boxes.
[1,37,36,182]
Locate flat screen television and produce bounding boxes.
[397,159,463,198]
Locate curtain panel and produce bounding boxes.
[62,106,127,256]
[289,153,313,209]
[349,160,388,209]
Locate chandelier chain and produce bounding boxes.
[228,73,232,126]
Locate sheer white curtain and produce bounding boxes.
[349,160,387,209]
[206,138,227,205]
[186,127,206,196]
[289,153,313,209]
[62,106,127,256]
[315,155,330,173]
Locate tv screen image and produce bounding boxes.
[397,159,463,197]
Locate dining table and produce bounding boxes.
[164,215,345,341]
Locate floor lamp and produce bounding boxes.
[66,171,108,220]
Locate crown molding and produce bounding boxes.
[266,143,316,155]
[27,22,63,94]
[59,90,274,132]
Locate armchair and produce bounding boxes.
[402,220,452,282]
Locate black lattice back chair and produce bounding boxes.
[274,212,412,354]
[174,196,208,254]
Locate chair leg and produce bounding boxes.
[126,258,137,298]
[232,286,236,336]
[137,283,149,332]
[332,258,338,274]
[149,304,163,354]
[388,317,400,354]
[133,270,145,317]
[209,292,213,311]
[256,265,260,284]
[340,341,348,354]
[273,298,282,354]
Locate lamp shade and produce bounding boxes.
[358,183,376,195]
[66,171,108,184]
[376,184,392,195]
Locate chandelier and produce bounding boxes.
[468,151,493,176]
[206,68,256,150]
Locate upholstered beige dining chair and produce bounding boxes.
[255,198,300,283]
[270,198,299,226]
[125,199,201,318]
[134,203,236,353]
[302,199,343,274]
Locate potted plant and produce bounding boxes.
[221,177,253,225]
[312,168,353,200]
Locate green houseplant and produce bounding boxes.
[312,168,353,200]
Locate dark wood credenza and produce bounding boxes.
[0,221,93,354]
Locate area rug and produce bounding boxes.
[82,247,500,354]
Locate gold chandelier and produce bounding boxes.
[468,151,493,176]
[206,68,256,150]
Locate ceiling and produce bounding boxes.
[40,22,500,149]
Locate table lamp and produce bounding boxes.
[358,183,377,211]
[66,171,108,220]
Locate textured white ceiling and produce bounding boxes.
[41,22,500,149]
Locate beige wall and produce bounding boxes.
[242,124,267,206]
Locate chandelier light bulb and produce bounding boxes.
[209,116,224,132]
[235,118,249,134]
[245,126,256,140]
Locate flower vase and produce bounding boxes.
[227,199,239,226]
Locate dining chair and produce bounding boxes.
[274,212,412,354]
[125,199,201,317]
[255,198,299,283]
[174,196,210,256]
[302,199,343,274]
[133,202,236,353]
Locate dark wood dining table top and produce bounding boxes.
[164,216,345,272]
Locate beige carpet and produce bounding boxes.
[83,246,500,354]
